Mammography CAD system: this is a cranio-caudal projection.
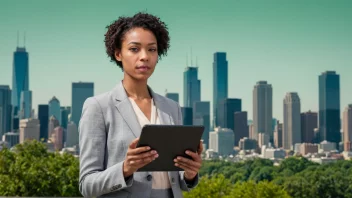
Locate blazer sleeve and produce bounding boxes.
[175,102,200,191]
[78,97,133,197]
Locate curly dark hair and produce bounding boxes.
[104,12,170,69]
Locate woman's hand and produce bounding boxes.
[123,138,158,177]
[174,141,203,181]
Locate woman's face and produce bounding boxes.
[115,27,158,81]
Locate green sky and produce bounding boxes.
[0,0,351,121]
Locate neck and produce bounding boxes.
[122,74,151,100]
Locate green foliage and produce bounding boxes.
[183,174,233,198]
[194,157,352,198]
[183,175,291,198]
[0,140,81,196]
[2,140,352,197]
[227,180,291,198]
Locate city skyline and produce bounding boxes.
[1,0,352,122]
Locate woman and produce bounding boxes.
[79,12,203,198]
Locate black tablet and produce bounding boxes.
[136,125,204,172]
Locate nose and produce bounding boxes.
[140,49,149,62]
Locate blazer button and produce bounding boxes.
[171,177,175,183]
[147,174,153,181]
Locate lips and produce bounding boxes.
[136,66,150,72]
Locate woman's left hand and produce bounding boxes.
[174,141,203,181]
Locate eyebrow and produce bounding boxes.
[128,42,157,46]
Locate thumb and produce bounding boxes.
[129,138,140,149]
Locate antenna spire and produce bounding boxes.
[24,31,26,47]
[190,47,193,66]
[17,31,19,47]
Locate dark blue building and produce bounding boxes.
[181,107,193,126]
[0,85,12,137]
[61,107,70,144]
[12,47,29,116]
[165,93,179,103]
[319,71,340,148]
[38,104,49,141]
[72,82,94,127]
[183,67,201,108]
[217,98,241,132]
[213,52,228,126]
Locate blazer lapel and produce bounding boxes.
[112,81,173,136]
[115,99,142,138]
[112,81,141,138]
[150,89,172,125]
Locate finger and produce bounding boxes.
[129,159,143,165]
[176,161,199,172]
[128,146,151,155]
[129,138,140,149]
[185,151,202,162]
[175,162,197,174]
[198,141,204,154]
[174,157,200,169]
[137,155,157,168]
[129,155,154,167]
[127,151,158,161]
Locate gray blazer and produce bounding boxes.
[78,81,199,198]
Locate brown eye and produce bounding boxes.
[130,47,138,52]
[149,48,157,52]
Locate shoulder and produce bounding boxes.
[153,92,180,109]
[82,91,114,113]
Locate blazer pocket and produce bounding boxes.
[100,189,131,198]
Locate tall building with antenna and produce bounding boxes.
[183,49,201,108]
[12,32,30,117]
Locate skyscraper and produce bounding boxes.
[209,127,234,156]
[72,82,94,127]
[234,111,249,146]
[181,107,193,125]
[38,104,49,141]
[283,92,301,150]
[49,96,61,125]
[193,101,210,147]
[12,47,29,115]
[2,132,19,148]
[20,90,32,119]
[48,115,59,140]
[183,67,200,108]
[217,98,241,132]
[343,104,352,152]
[19,118,40,143]
[319,71,340,148]
[66,121,78,147]
[253,81,272,145]
[274,120,283,148]
[301,111,318,143]
[53,126,64,151]
[165,93,179,103]
[0,85,12,137]
[213,52,228,126]
[60,107,69,129]
[60,107,70,144]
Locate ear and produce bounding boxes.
[114,49,122,62]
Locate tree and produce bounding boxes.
[226,180,290,198]
[183,174,233,198]
[277,157,317,174]
[0,140,81,196]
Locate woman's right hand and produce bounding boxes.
[123,138,158,178]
